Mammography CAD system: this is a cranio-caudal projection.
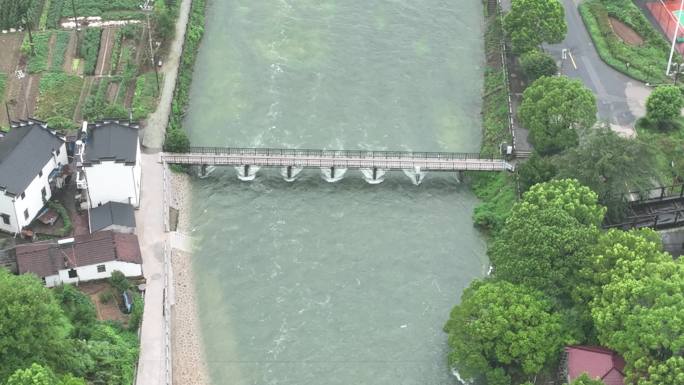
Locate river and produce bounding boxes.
[183,1,487,384]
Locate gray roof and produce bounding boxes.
[0,122,64,196]
[84,122,139,164]
[90,202,136,232]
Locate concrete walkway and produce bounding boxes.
[135,0,194,383]
[135,152,169,385]
[142,0,193,149]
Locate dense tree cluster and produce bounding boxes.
[448,178,684,385]
[0,269,139,385]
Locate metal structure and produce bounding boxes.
[161,147,513,172]
[604,184,684,230]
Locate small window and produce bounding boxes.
[68,269,77,278]
[23,209,29,220]
[56,148,60,155]
[20,192,25,199]
[41,187,46,197]
[38,170,43,177]
[97,264,106,273]
[41,277,46,285]
[1,214,9,225]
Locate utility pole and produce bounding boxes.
[25,0,35,56]
[71,0,80,57]
[667,0,684,76]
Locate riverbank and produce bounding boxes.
[169,169,211,385]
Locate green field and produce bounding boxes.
[35,73,83,129]
[50,31,71,71]
[26,32,52,74]
[0,73,7,100]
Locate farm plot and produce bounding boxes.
[46,0,145,28]
[35,72,83,130]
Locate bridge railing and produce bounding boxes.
[184,147,502,161]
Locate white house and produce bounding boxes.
[81,121,141,208]
[0,119,68,234]
[15,230,143,287]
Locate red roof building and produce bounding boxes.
[565,346,626,385]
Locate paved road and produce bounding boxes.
[503,0,652,136]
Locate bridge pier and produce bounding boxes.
[198,164,216,179]
[322,166,347,183]
[236,165,260,181]
[455,170,464,183]
[281,166,303,182]
[361,168,386,184]
[403,166,426,186]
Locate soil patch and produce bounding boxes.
[609,17,644,46]
[77,281,130,324]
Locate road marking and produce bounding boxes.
[568,51,578,70]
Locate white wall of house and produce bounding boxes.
[44,260,143,287]
[0,144,67,234]
[85,142,141,208]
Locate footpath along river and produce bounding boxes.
[183,1,488,384]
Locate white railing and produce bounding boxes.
[162,239,173,385]
[162,162,170,233]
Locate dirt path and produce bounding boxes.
[142,0,192,149]
[63,31,79,74]
[73,76,94,122]
[609,17,644,46]
[22,75,40,119]
[45,33,57,70]
[96,28,116,77]
[0,34,24,126]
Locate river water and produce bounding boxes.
[184,1,487,384]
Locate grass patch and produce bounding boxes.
[26,32,52,74]
[0,73,7,99]
[80,28,102,76]
[35,72,83,126]
[132,72,160,120]
[83,78,128,121]
[579,0,671,84]
[50,31,71,72]
[48,0,144,23]
[636,117,684,184]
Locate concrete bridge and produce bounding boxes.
[161,147,513,184]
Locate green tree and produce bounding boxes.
[590,239,684,382]
[504,0,567,54]
[4,364,86,385]
[645,85,683,130]
[444,280,570,385]
[569,373,605,385]
[555,127,659,221]
[0,270,72,381]
[519,76,597,155]
[517,153,557,193]
[519,50,558,82]
[53,285,98,340]
[635,356,684,385]
[164,128,190,153]
[489,180,604,301]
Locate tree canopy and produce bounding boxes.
[444,280,569,385]
[0,270,73,381]
[504,0,567,54]
[589,230,684,384]
[4,364,85,385]
[555,127,659,221]
[645,85,683,129]
[519,50,558,82]
[519,76,597,155]
[569,373,605,385]
[488,180,603,301]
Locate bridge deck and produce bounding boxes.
[161,147,513,172]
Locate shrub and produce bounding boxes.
[99,290,114,304]
[164,128,190,152]
[519,49,557,82]
[48,201,72,236]
[109,271,131,294]
[80,28,102,75]
[646,85,683,130]
[128,293,143,331]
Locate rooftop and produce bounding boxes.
[566,346,625,385]
[0,120,64,196]
[15,230,142,278]
[90,202,136,233]
[84,121,139,165]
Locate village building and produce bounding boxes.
[564,346,626,385]
[80,121,141,208]
[14,230,143,287]
[0,119,68,234]
[89,201,136,233]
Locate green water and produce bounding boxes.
[184,1,487,384]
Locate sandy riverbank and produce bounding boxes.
[169,170,211,385]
